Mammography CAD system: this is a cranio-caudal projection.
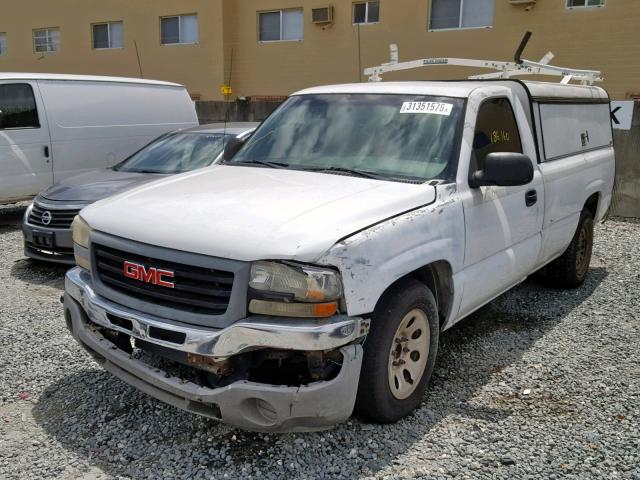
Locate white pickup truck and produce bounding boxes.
[63,79,614,432]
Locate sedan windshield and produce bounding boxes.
[230,94,464,182]
[116,133,234,174]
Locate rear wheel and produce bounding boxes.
[545,210,594,288]
[355,279,439,423]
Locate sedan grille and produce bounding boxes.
[94,244,234,315]
[29,202,80,229]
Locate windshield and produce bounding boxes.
[116,133,234,174]
[230,94,464,182]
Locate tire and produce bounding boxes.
[545,209,594,288]
[355,279,439,423]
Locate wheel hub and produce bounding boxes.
[388,308,430,400]
[575,222,592,277]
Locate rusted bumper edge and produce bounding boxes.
[63,293,363,432]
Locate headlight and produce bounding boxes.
[248,261,343,318]
[249,261,342,302]
[72,216,91,248]
[23,202,33,223]
[71,216,92,270]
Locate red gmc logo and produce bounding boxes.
[123,261,175,288]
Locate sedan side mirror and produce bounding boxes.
[223,137,246,161]
[469,152,534,188]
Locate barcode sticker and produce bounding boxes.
[399,102,453,115]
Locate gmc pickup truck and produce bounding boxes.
[63,79,614,432]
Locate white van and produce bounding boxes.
[0,73,198,204]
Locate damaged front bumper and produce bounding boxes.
[63,267,367,432]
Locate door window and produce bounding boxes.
[0,84,40,130]
[471,97,522,172]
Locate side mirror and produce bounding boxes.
[469,152,533,188]
[222,136,246,161]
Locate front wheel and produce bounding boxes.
[355,279,439,423]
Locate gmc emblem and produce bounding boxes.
[123,261,175,288]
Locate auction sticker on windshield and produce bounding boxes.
[400,102,453,115]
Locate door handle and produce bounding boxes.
[525,189,537,207]
[580,130,590,147]
[43,145,50,158]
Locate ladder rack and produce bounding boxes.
[364,32,603,85]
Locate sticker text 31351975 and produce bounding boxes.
[400,102,453,116]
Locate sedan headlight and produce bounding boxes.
[248,261,343,318]
[72,216,92,270]
[23,202,33,223]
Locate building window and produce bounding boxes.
[33,27,60,53]
[566,0,605,8]
[93,22,123,49]
[353,1,380,24]
[161,14,198,45]
[0,84,40,130]
[429,0,494,30]
[259,9,304,42]
[0,33,6,56]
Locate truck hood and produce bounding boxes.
[41,169,164,203]
[82,165,436,262]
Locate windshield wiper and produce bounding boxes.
[120,169,164,174]
[229,160,290,169]
[300,166,385,180]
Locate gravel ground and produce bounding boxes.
[0,204,638,479]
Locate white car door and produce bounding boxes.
[457,92,544,319]
[0,81,52,203]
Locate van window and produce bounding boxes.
[0,84,40,130]
[471,98,522,172]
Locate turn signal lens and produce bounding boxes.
[75,253,91,271]
[249,299,338,318]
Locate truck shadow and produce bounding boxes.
[0,204,26,226]
[32,267,607,479]
[10,258,69,290]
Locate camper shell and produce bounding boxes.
[0,73,198,204]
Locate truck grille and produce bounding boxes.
[29,202,80,229]
[94,244,234,315]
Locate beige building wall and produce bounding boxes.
[0,0,226,100]
[227,0,640,100]
[1,1,639,100]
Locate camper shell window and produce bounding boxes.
[536,102,612,161]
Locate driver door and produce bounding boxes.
[457,94,543,318]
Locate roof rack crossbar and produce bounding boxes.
[364,33,602,85]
